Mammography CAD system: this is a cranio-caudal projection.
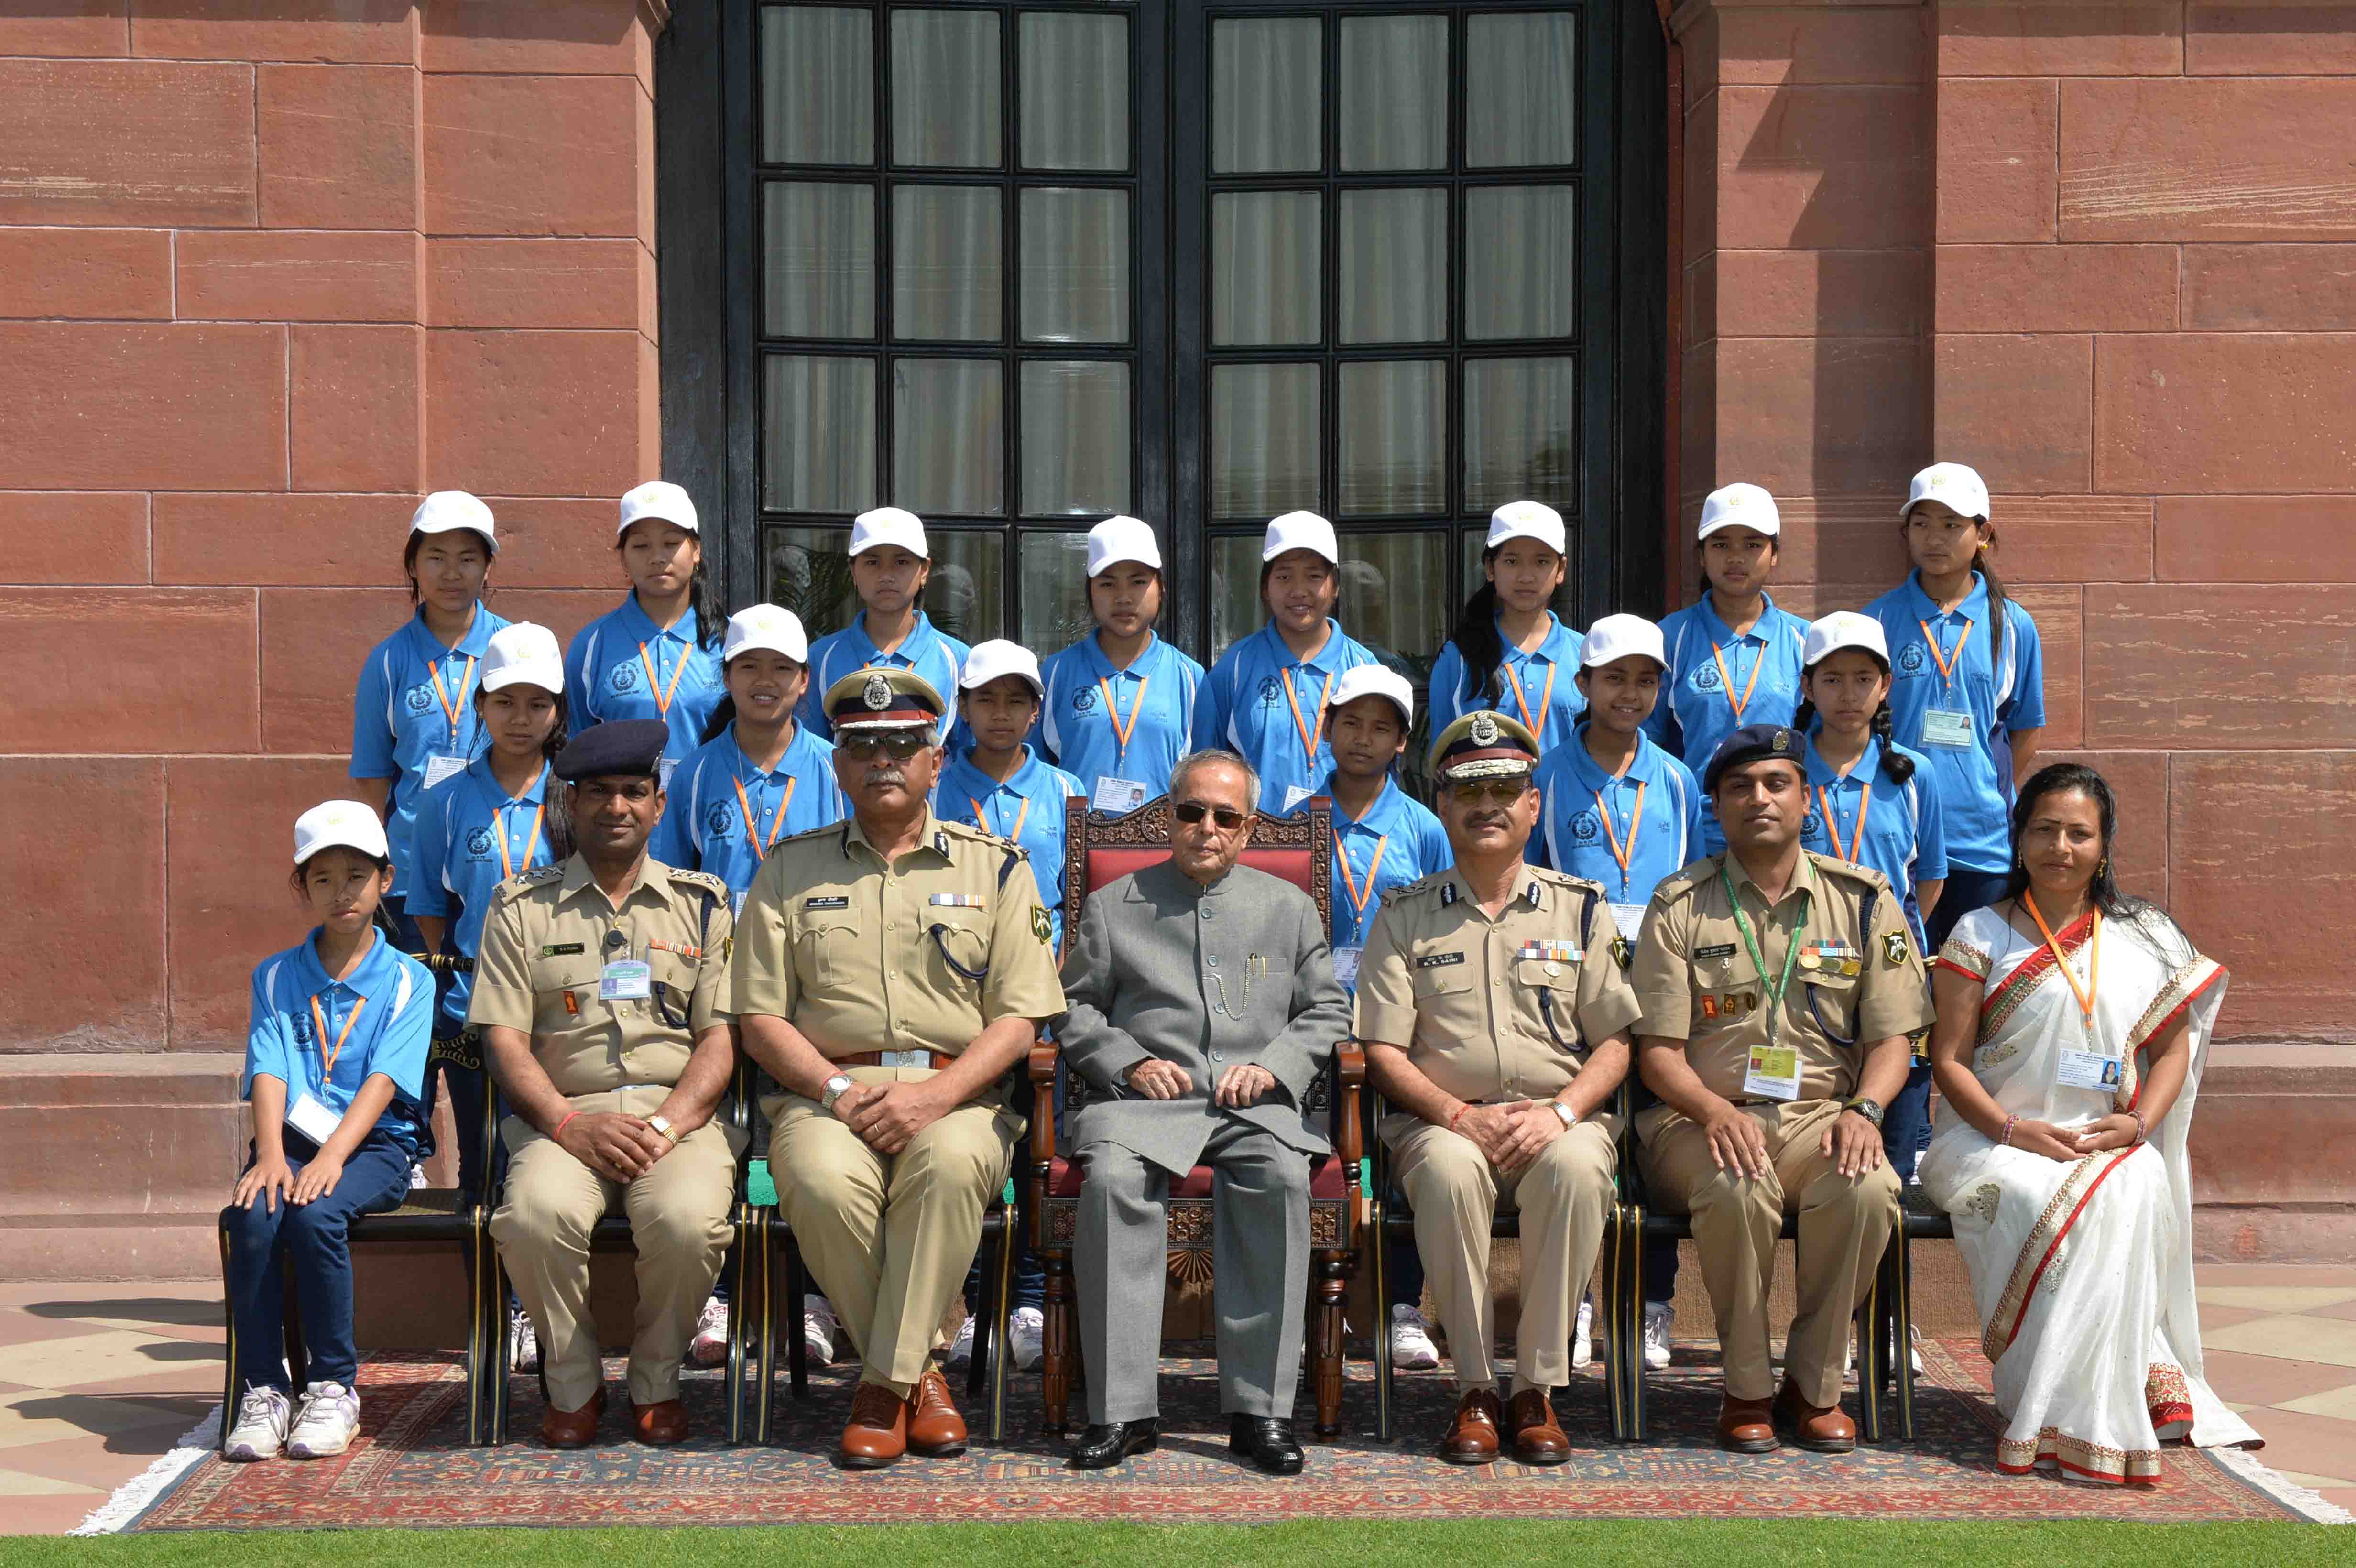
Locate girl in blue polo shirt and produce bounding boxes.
[1650,483,1810,853]
[799,506,971,748]
[1866,463,2044,953]
[1036,516,1203,812]
[1428,500,1586,752]
[564,481,726,778]
[349,493,510,939]
[223,802,433,1465]
[1193,511,1379,816]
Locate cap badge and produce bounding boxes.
[1771,730,1789,753]
[862,672,893,711]
[1470,712,1500,746]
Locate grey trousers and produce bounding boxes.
[1075,1119,1310,1424]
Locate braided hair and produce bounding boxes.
[1442,549,1508,707]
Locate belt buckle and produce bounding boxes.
[879,1051,930,1071]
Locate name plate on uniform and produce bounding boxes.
[1093,774,1150,815]
[1331,945,1362,991]
[1743,1044,1801,1101]
[286,1090,343,1146]
[1920,707,1974,749]
[2056,1048,2124,1091]
[599,959,652,1001]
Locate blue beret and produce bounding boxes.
[553,720,670,784]
[1702,723,1804,793]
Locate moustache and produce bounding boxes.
[863,769,907,786]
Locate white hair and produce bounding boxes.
[1169,749,1259,811]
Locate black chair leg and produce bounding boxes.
[1371,1205,1392,1443]
[785,1240,809,1400]
[280,1270,308,1395]
[965,1213,997,1404]
[217,1211,239,1457]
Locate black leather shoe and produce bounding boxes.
[1228,1414,1305,1475]
[1068,1418,1159,1470]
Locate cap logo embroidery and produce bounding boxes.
[1469,712,1500,746]
[862,672,893,710]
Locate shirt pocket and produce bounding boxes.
[650,950,701,1027]
[1798,965,1864,1045]
[789,915,860,987]
[1511,955,1582,1053]
[921,908,991,989]
[1408,945,1474,1003]
[1692,955,1764,1033]
[525,958,600,1033]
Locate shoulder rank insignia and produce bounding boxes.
[1031,906,1052,944]
[1882,930,1910,969]
[509,865,565,890]
[670,869,728,895]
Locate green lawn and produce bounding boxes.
[4,1521,2344,1567]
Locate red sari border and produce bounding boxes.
[1978,909,2097,1040]
[1984,1147,2141,1362]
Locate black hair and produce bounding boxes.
[1257,554,1340,619]
[1793,651,1914,785]
[618,521,724,651]
[289,849,405,945]
[698,653,814,744]
[1903,507,2009,670]
[1698,534,1781,602]
[1444,545,1508,708]
[472,683,571,764]
[402,528,495,608]
[466,686,576,860]
[2001,763,2146,919]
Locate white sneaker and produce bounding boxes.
[688,1294,730,1368]
[1008,1306,1045,1372]
[945,1313,977,1370]
[223,1385,291,1462]
[285,1381,360,1459]
[507,1309,539,1373]
[803,1294,839,1365]
[1572,1298,1594,1369]
[1642,1300,1673,1371]
[1388,1304,1440,1371]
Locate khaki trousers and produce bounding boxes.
[490,1087,745,1411]
[764,1067,1017,1400]
[1638,1098,1899,1406]
[1389,1116,1618,1395]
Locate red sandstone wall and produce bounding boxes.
[0,1,662,1054]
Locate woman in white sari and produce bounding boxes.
[1920,763,2259,1486]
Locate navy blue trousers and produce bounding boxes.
[225,1132,413,1393]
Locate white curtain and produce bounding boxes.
[763,8,873,164]
[1211,17,1320,173]
[1338,360,1444,515]
[892,10,999,167]
[763,182,873,339]
[1211,363,1319,519]
[764,356,876,515]
[1021,361,1129,517]
[1339,16,1446,172]
[894,359,1003,516]
[1022,187,1127,344]
[893,185,1001,341]
[1021,13,1127,172]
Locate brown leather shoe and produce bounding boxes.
[1715,1392,1779,1453]
[1439,1387,1503,1464]
[1774,1379,1856,1453]
[632,1397,688,1446]
[906,1365,969,1456]
[540,1386,605,1449]
[839,1381,909,1469]
[1507,1388,1569,1465]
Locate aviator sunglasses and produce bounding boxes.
[1173,800,1248,829]
[838,730,930,761]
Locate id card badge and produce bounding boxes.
[600,958,653,1002]
[1919,704,1975,750]
[420,753,467,790]
[1743,1044,1801,1101]
[1280,784,1315,814]
[658,756,680,791]
[1609,903,1647,943]
[1331,945,1363,991]
[286,1090,343,1146]
[2056,1048,2124,1091]
[731,890,747,918]
[1093,774,1150,815]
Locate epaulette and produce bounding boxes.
[1807,852,1894,896]
[1648,855,1720,906]
[1380,870,1448,905]
[939,817,1024,857]
[667,868,730,897]
[774,822,838,847]
[502,865,567,893]
[1531,864,1608,901]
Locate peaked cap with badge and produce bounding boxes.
[824,666,947,733]
[1428,709,1542,784]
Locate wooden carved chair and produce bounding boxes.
[1028,793,1366,1437]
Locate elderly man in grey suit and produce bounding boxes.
[1056,750,1351,1474]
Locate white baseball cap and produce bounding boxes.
[1262,509,1340,566]
[617,480,699,536]
[1326,664,1414,729]
[850,505,929,560]
[480,621,565,694]
[1696,482,1781,540]
[1904,461,1992,523]
[1803,610,1892,669]
[293,800,391,867]
[1580,613,1669,671]
[723,603,809,665]
[410,491,497,554]
[959,638,1045,697]
[1486,499,1567,555]
[1086,515,1162,577]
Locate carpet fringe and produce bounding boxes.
[2209,1442,2354,1525]
[69,1404,221,1536]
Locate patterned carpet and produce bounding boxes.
[127,1339,2300,1529]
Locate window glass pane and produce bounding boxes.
[1209,534,1265,666]
[1339,17,1446,172]
[925,528,1005,645]
[893,359,1004,516]
[1211,191,1320,347]
[1211,362,1319,519]
[1021,188,1129,345]
[891,10,1000,168]
[1338,359,1445,516]
[1018,530,1097,655]
[1463,355,1575,510]
[1466,14,1577,168]
[1465,185,1576,341]
[1021,13,1129,172]
[1335,527,1450,740]
[766,525,860,640]
[1021,361,1131,517]
[763,182,875,338]
[1211,18,1321,174]
[893,185,1002,342]
[762,7,873,165]
[764,355,876,513]
[1338,188,1446,345]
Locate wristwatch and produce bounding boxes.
[646,1113,676,1143]
[1552,1102,1578,1130]
[820,1073,854,1112]
[1842,1096,1885,1127]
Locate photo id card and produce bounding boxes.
[421,754,468,790]
[2056,1048,2124,1091]
[1919,707,1975,749]
[600,958,652,1002]
[1743,1044,1801,1101]
[1093,774,1150,815]
[1331,945,1363,991]
[286,1090,343,1146]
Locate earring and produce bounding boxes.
[2097,858,2110,879]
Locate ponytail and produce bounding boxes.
[1974,541,2008,672]
[699,696,737,745]
[1871,701,1914,785]
[688,553,724,652]
[1444,550,1507,706]
[1790,697,1817,734]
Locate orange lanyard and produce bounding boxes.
[970,792,1030,844]
[1814,781,1872,862]
[428,657,476,737]
[732,773,798,856]
[1334,832,1389,938]
[1708,639,1764,724]
[1282,666,1334,762]
[2023,897,2101,1032]
[1592,781,1647,889]
[308,993,365,1082]
[1917,617,1974,692]
[1502,659,1558,741]
[1096,674,1150,764]
[637,641,689,717]
[496,790,546,880]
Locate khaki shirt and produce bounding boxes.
[466,855,734,1098]
[731,808,1065,1055]
[1355,865,1643,1115]
[1632,850,1931,1105]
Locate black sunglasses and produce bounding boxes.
[1173,800,1248,830]
[838,730,930,760]
[1448,779,1528,807]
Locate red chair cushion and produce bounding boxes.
[1048,1154,1346,1199]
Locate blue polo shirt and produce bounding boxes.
[1531,724,1703,908]
[1308,774,1451,986]
[349,602,511,900]
[1035,631,1204,805]
[1800,733,1948,948]
[934,746,1085,950]
[406,757,554,1034]
[1865,572,2046,875]
[798,610,971,749]
[1192,620,1381,816]
[1425,613,1589,756]
[1647,593,1810,852]
[653,722,846,903]
[564,596,726,774]
[245,929,433,1154]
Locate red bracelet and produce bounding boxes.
[554,1110,581,1142]
[1447,1102,1472,1133]
[2000,1114,2018,1147]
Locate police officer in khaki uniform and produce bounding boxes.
[1357,711,1639,1466]
[732,669,1064,1470]
[472,720,743,1450]
[1632,722,1931,1455]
